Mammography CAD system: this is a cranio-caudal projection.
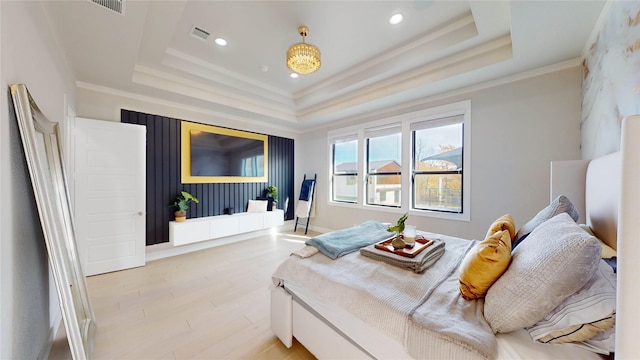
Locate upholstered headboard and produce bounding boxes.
[550,115,640,358]
[584,152,620,250]
[550,152,620,250]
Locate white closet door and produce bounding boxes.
[74,118,146,276]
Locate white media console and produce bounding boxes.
[169,209,284,246]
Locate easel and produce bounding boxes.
[294,174,316,234]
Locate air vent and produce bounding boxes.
[190,26,211,41]
[89,0,124,15]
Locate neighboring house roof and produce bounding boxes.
[335,160,400,172]
[421,147,462,170]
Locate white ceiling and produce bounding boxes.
[41,1,605,130]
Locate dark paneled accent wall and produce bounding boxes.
[122,110,295,246]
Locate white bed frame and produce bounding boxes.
[272,115,640,359]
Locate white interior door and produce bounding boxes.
[74,118,146,276]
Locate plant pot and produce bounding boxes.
[174,210,187,222]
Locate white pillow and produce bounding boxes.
[580,224,617,259]
[247,199,268,213]
[484,213,601,333]
[527,260,616,346]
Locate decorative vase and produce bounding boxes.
[391,235,405,249]
[174,210,186,222]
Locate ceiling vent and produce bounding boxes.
[190,26,211,41]
[89,0,124,15]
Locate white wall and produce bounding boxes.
[296,66,582,240]
[1,1,76,358]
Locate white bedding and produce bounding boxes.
[282,282,602,360]
[272,231,605,360]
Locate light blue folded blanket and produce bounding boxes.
[306,220,391,259]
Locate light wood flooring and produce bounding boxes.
[50,230,318,360]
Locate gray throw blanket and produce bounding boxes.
[406,255,496,359]
[305,220,390,259]
[359,238,445,273]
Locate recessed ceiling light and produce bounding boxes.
[214,38,227,46]
[290,73,299,79]
[389,13,403,25]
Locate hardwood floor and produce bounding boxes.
[50,230,318,360]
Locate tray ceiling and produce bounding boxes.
[41,1,606,129]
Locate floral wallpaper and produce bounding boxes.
[582,1,640,160]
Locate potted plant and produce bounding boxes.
[169,191,199,222]
[266,185,278,210]
[387,212,408,249]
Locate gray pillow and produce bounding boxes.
[484,212,601,334]
[512,195,579,249]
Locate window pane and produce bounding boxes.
[333,140,358,173]
[414,123,462,171]
[368,133,401,172]
[414,174,462,213]
[332,139,358,203]
[333,175,358,203]
[367,174,401,207]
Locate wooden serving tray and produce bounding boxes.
[374,235,434,258]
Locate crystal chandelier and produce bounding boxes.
[286,25,321,75]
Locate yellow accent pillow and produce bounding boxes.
[486,214,516,241]
[459,230,512,300]
[599,241,617,259]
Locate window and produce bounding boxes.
[366,126,401,207]
[412,116,463,213]
[327,100,470,221]
[331,136,358,203]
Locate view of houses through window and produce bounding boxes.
[329,101,469,219]
[332,138,358,203]
[412,119,463,213]
[367,131,402,207]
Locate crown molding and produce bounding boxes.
[294,12,479,105]
[301,57,582,134]
[75,81,304,134]
[296,35,513,123]
[131,65,296,123]
[163,47,293,102]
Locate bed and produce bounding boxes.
[271,115,640,359]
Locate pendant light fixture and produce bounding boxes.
[286,25,321,75]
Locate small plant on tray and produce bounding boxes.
[387,212,408,249]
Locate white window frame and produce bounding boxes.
[364,123,402,208]
[327,100,471,222]
[329,132,359,205]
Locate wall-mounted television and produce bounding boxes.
[181,121,268,183]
